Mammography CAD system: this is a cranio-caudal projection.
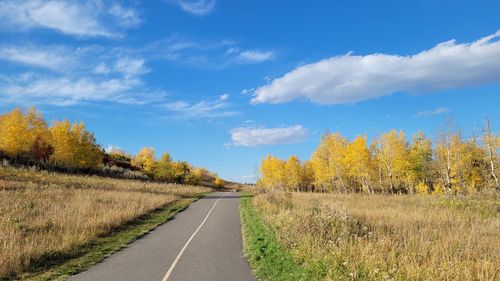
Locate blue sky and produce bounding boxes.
[0,0,499,183]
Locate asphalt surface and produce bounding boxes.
[69,191,256,281]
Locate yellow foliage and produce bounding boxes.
[344,135,374,192]
[432,183,445,195]
[310,133,348,190]
[374,129,410,193]
[415,181,429,194]
[214,177,225,188]
[50,120,102,169]
[0,107,51,158]
[285,155,302,191]
[186,167,204,185]
[132,147,156,174]
[258,125,499,194]
[259,155,287,190]
[155,152,175,181]
[172,161,191,183]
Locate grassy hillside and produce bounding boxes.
[242,191,499,281]
[0,164,211,280]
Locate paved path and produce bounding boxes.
[69,192,256,281]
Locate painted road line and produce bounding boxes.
[161,194,224,281]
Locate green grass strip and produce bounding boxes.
[240,194,319,281]
[12,194,207,281]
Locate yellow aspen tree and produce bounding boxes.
[0,107,51,159]
[369,140,385,193]
[374,130,410,193]
[172,161,191,183]
[285,155,302,191]
[415,181,430,194]
[26,108,53,161]
[310,133,348,192]
[214,176,225,188]
[259,155,275,189]
[483,118,499,188]
[301,160,315,191]
[132,147,157,175]
[50,120,73,166]
[155,152,175,181]
[259,155,287,190]
[344,135,374,193]
[270,156,287,190]
[408,131,433,190]
[457,139,486,192]
[50,120,102,169]
[0,108,30,157]
[72,122,102,169]
[186,167,204,185]
[435,132,462,193]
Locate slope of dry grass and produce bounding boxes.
[0,165,210,279]
[251,191,499,280]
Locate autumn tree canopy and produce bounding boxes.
[0,107,217,185]
[258,122,499,194]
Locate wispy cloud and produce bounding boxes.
[0,45,72,70]
[171,0,216,16]
[0,36,272,106]
[237,50,275,63]
[163,97,238,120]
[0,73,164,106]
[113,58,149,78]
[144,36,275,69]
[416,107,450,118]
[219,93,230,101]
[0,44,161,106]
[0,0,141,38]
[230,125,308,147]
[105,145,124,153]
[108,3,141,28]
[252,31,500,105]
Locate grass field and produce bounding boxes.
[242,191,499,281]
[0,165,211,280]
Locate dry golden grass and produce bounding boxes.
[0,165,210,279]
[253,191,500,280]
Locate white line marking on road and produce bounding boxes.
[161,194,224,281]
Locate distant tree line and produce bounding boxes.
[0,107,223,187]
[258,120,499,194]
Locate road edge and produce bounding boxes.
[239,193,316,281]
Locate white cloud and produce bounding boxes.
[0,0,140,38]
[230,125,308,147]
[114,58,148,77]
[0,44,148,75]
[173,0,216,16]
[252,31,500,105]
[143,36,274,69]
[163,98,237,119]
[416,107,450,118]
[94,63,111,74]
[105,145,123,153]
[219,93,230,100]
[0,74,163,106]
[241,88,255,95]
[237,50,275,63]
[0,45,71,70]
[0,44,162,106]
[0,37,273,106]
[108,3,141,28]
